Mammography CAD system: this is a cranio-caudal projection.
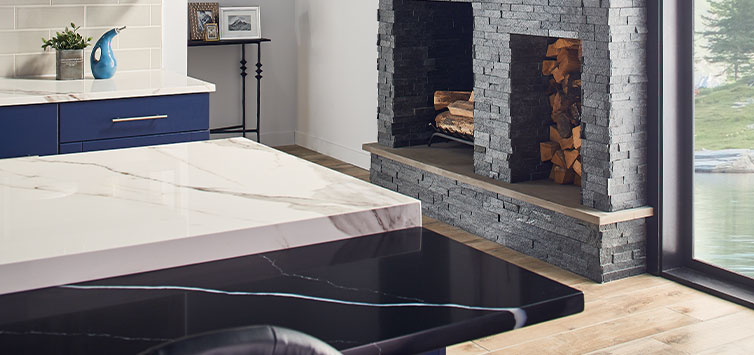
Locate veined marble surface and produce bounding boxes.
[0,70,215,107]
[0,138,421,295]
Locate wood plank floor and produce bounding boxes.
[275,145,754,355]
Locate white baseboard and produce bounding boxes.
[211,130,295,147]
[293,131,371,169]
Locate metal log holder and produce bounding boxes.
[427,122,474,147]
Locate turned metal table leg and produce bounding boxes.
[255,44,263,143]
[240,45,248,138]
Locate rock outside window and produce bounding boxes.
[189,2,219,41]
[220,7,261,40]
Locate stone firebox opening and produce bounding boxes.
[378,0,473,148]
[509,34,571,183]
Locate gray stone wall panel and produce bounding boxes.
[371,154,647,282]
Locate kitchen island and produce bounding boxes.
[0,139,583,354]
[0,138,421,295]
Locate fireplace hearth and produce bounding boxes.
[370,0,652,282]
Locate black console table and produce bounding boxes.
[188,38,271,142]
[0,228,583,355]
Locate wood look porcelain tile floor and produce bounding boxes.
[276,145,754,355]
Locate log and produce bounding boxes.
[542,60,557,75]
[551,150,567,168]
[554,112,573,138]
[553,38,581,50]
[557,49,581,74]
[469,91,475,102]
[574,174,582,186]
[435,111,474,137]
[550,91,564,112]
[559,136,575,150]
[546,43,560,57]
[562,74,571,94]
[572,125,582,149]
[540,141,560,162]
[564,149,580,169]
[447,100,474,118]
[549,165,575,184]
[549,125,562,142]
[434,91,472,111]
[569,103,581,122]
[546,78,559,96]
[551,67,566,83]
[573,159,582,176]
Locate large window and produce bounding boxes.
[693,0,754,279]
[657,0,754,307]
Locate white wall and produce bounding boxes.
[163,0,187,74]
[165,1,379,168]
[293,0,379,169]
[187,0,297,146]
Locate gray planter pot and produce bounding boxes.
[56,49,84,80]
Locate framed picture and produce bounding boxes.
[219,7,261,40]
[204,23,219,41]
[189,2,219,41]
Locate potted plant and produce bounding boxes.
[41,23,92,80]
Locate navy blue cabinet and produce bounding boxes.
[0,104,58,159]
[0,93,210,159]
[60,94,209,144]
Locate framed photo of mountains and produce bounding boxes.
[219,7,261,40]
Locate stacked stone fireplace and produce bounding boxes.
[370,0,650,282]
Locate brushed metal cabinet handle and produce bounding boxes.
[112,114,168,123]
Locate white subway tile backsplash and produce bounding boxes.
[15,52,55,77]
[150,4,160,26]
[0,55,13,77]
[17,7,85,30]
[0,30,49,55]
[52,1,118,4]
[1,2,161,78]
[119,0,161,4]
[0,7,14,30]
[118,26,160,49]
[110,48,150,71]
[0,1,49,5]
[86,5,150,27]
[150,48,161,69]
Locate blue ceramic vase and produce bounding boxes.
[91,26,126,79]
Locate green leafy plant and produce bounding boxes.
[41,23,92,51]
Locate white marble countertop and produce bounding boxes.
[0,138,421,295]
[0,70,215,107]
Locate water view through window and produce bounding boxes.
[694,0,754,277]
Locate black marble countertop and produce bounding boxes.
[0,228,583,354]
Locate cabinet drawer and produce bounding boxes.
[59,93,209,143]
[60,130,209,154]
[0,104,57,159]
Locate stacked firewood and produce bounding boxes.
[433,91,474,137]
[540,39,583,185]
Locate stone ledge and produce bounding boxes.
[366,147,649,282]
[363,142,653,226]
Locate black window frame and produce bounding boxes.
[650,0,754,308]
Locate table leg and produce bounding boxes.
[255,44,263,143]
[240,45,248,138]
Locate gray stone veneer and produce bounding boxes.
[378,0,649,212]
[371,153,647,282]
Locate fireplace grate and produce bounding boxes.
[427,122,474,147]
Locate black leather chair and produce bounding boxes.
[139,325,342,355]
